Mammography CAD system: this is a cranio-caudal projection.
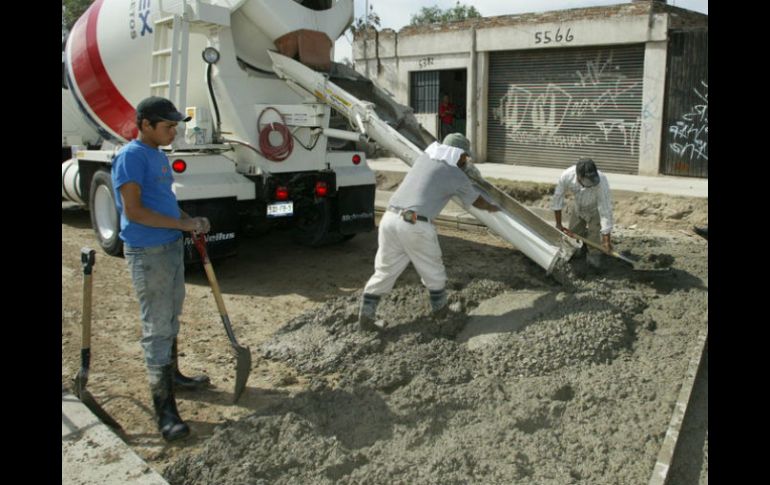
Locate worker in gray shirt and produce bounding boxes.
[358,133,500,332]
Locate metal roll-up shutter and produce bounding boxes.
[661,30,708,178]
[488,44,645,174]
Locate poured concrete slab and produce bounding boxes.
[62,390,168,485]
[458,290,559,351]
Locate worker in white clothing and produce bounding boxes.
[358,133,500,332]
[551,157,614,269]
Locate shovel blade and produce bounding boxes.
[73,371,88,398]
[618,250,641,263]
[73,376,123,432]
[232,344,252,404]
[613,251,638,267]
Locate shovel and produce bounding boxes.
[561,229,639,268]
[192,233,252,403]
[72,248,123,432]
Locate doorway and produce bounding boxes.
[409,68,467,141]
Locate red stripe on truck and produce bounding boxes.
[70,0,138,141]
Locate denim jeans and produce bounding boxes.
[124,237,185,370]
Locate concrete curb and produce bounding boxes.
[648,324,709,485]
[62,389,169,485]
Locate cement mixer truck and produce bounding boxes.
[62,31,101,164]
[62,0,377,260]
[63,0,580,274]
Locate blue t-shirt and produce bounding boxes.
[112,140,181,248]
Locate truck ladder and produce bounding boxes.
[150,12,189,112]
[149,0,233,116]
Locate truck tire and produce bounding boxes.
[89,170,124,256]
[292,199,348,247]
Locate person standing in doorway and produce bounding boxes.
[438,94,456,140]
[358,133,500,332]
[112,96,212,441]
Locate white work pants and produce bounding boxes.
[363,211,446,295]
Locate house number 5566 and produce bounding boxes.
[535,28,574,44]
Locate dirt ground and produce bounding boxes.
[61,175,707,484]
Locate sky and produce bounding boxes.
[333,0,708,62]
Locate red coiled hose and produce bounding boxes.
[258,107,293,161]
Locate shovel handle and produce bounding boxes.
[563,232,637,266]
[192,233,241,346]
[192,234,226,314]
[80,248,95,349]
[201,260,229,322]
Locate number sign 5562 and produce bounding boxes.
[534,28,574,45]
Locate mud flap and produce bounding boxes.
[180,197,238,263]
[337,185,375,235]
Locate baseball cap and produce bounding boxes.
[442,133,474,159]
[136,96,191,123]
[576,157,600,186]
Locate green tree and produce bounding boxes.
[62,0,93,31]
[409,1,481,26]
[348,3,381,36]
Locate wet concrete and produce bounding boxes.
[165,227,707,484]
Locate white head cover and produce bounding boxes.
[424,141,465,167]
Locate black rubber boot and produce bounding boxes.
[358,293,384,332]
[429,288,448,313]
[172,339,210,391]
[149,364,190,442]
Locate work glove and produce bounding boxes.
[193,217,210,234]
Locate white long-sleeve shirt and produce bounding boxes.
[550,165,614,235]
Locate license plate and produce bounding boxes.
[267,201,293,218]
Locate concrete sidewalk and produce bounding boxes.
[62,389,169,485]
[368,158,708,199]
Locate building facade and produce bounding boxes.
[353,1,707,177]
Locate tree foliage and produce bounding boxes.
[348,4,381,36]
[409,1,481,26]
[62,0,92,31]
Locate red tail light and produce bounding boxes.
[352,154,361,165]
[275,186,289,200]
[172,159,187,173]
[315,181,328,197]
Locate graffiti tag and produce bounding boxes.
[668,81,708,161]
[492,51,641,153]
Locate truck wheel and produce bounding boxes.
[293,199,332,247]
[89,170,124,256]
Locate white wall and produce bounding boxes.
[354,12,675,173]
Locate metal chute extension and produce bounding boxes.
[268,51,579,273]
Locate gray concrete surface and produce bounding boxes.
[62,389,169,485]
[368,158,708,199]
[458,290,556,350]
[61,158,706,483]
